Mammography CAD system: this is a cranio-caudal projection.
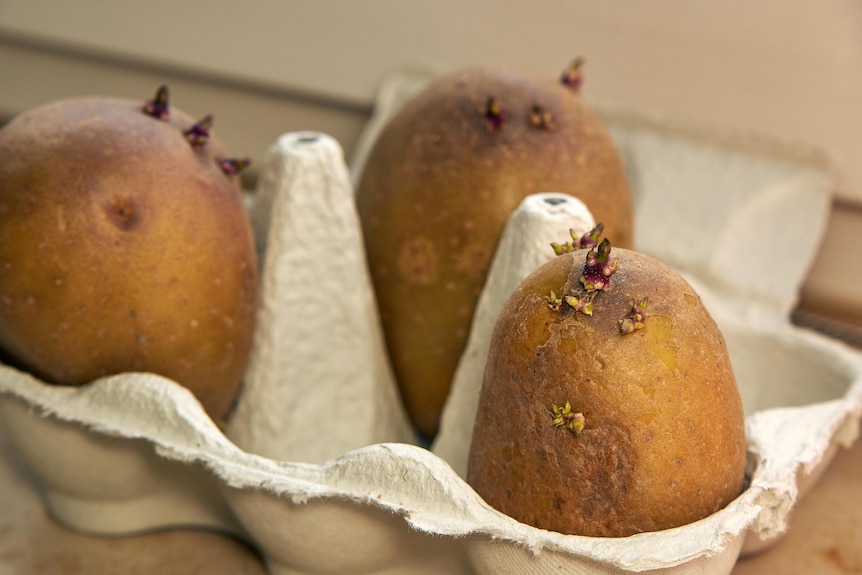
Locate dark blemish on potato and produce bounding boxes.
[104,195,140,231]
[821,547,855,572]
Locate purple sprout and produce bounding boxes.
[551,223,605,256]
[528,104,554,130]
[619,300,648,334]
[484,96,506,131]
[142,85,170,120]
[219,157,252,177]
[184,114,213,150]
[560,58,585,93]
[579,238,617,292]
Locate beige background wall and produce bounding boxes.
[1,0,860,323]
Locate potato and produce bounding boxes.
[0,88,259,423]
[357,62,633,438]
[467,240,746,537]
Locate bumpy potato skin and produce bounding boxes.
[0,97,259,422]
[467,250,747,537]
[357,65,633,438]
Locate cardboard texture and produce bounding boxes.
[1,70,861,574]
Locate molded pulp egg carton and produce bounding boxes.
[2,69,862,575]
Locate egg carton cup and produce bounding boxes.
[2,69,862,575]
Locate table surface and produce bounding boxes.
[1,424,860,574]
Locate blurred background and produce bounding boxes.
[1,0,860,340]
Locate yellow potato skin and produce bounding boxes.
[357,65,633,438]
[0,96,259,423]
[467,249,747,537]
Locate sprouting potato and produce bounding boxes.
[467,233,746,537]
[357,61,634,439]
[0,87,259,423]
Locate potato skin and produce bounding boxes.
[467,249,746,537]
[357,65,633,438]
[0,96,259,422]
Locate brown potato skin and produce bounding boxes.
[467,249,746,537]
[0,96,259,423]
[357,65,633,438]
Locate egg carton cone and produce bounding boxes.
[1,68,861,575]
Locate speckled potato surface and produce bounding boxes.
[0,96,259,422]
[467,248,746,538]
[357,64,633,439]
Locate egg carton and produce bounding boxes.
[2,70,862,575]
